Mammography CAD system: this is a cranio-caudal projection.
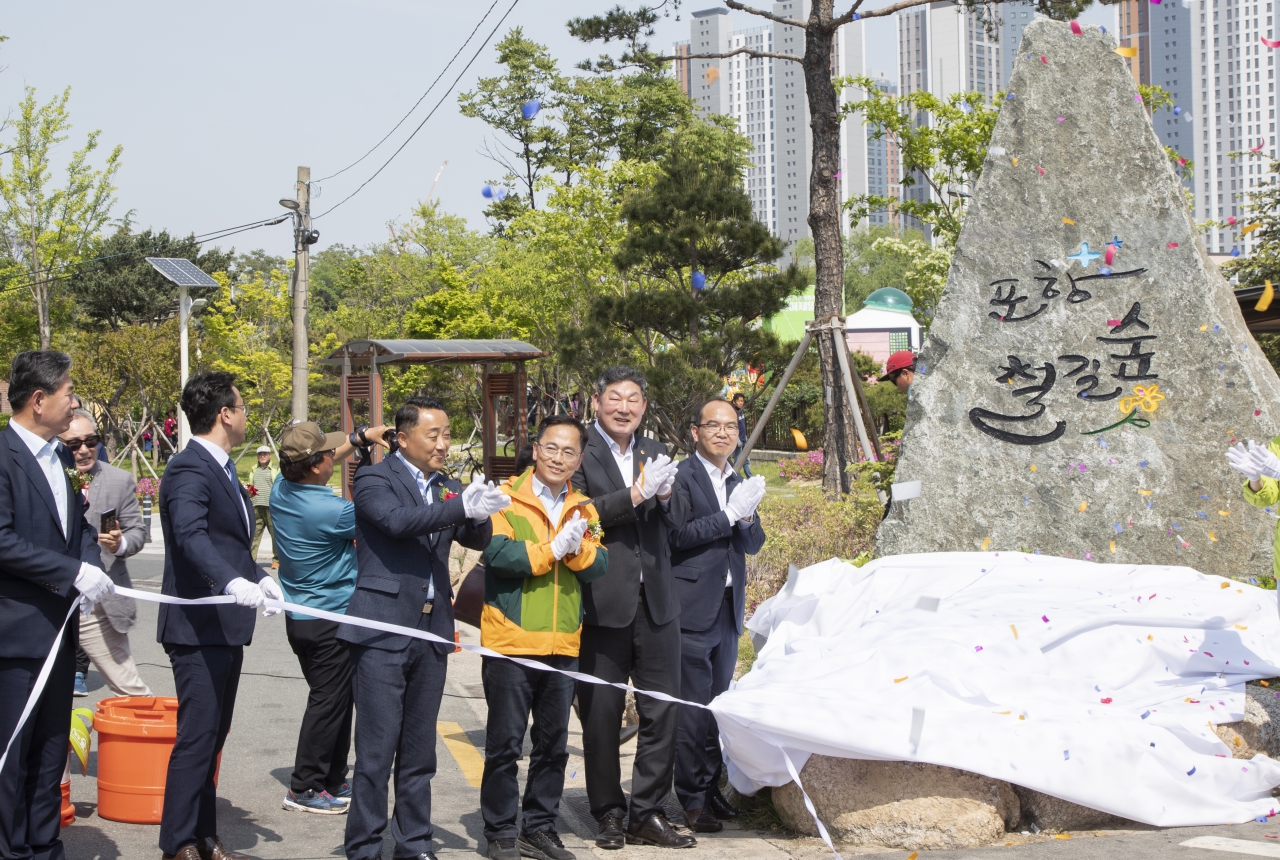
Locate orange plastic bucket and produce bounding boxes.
[95,696,221,824]
[60,758,73,828]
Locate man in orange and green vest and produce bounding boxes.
[479,415,609,860]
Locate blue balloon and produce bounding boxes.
[691,271,706,290]
[521,99,541,121]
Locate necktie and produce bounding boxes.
[224,460,237,487]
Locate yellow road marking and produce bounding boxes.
[438,721,485,787]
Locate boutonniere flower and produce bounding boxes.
[440,487,459,502]
[244,483,258,497]
[67,468,91,494]
[587,518,603,540]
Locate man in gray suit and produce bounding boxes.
[63,409,152,696]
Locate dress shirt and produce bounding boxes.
[11,418,103,580]
[593,421,634,489]
[530,474,568,525]
[397,451,441,601]
[696,451,740,587]
[190,436,252,538]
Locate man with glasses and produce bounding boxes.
[339,396,509,860]
[571,366,691,850]
[63,408,152,698]
[478,416,608,860]
[158,372,284,860]
[271,421,390,815]
[669,399,766,833]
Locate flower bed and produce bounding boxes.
[777,449,824,482]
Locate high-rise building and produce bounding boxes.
[1190,0,1278,254]
[860,74,901,228]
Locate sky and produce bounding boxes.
[4,1,1113,259]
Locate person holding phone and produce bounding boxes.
[63,408,152,696]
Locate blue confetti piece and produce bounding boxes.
[1138,460,1148,467]
[521,98,542,121]
[1151,742,1156,747]
[1187,767,1196,776]
[1007,92,1016,99]
[1258,816,1270,823]
[918,363,927,373]
[1095,685,1101,691]
[1080,391,1089,398]
[1197,511,1208,519]
[1201,495,1210,500]
[1242,344,1249,350]
[1034,550,1042,555]
[1100,439,1109,447]
[1174,106,1182,115]
[482,185,508,201]
[852,12,861,19]
[1251,577,1259,584]
[1023,495,1030,506]
[1232,248,1241,257]
[691,271,706,290]
[1111,235,1124,248]
[1114,523,1123,533]
[1064,750,1070,760]
[1214,325,1221,333]
[1146,502,1154,508]
[1100,266,1112,276]
[1141,710,1151,719]
[1100,25,1107,33]
[1172,522,1183,531]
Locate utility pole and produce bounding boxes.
[291,166,311,422]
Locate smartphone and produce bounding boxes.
[100,508,118,533]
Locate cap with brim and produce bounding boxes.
[878,349,917,383]
[280,422,347,462]
[256,445,271,454]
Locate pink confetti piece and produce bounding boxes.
[1070,20,1083,34]
[1041,55,1049,64]
[975,645,984,652]
[1105,244,1117,266]
[1056,116,1065,122]
[1257,409,1263,416]
[1167,242,1179,248]
[1036,166,1045,174]
[1252,141,1265,152]
[1101,697,1113,704]
[1134,93,1143,102]
[1085,552,1093,559]
[1107,318,1122,326]
[1264,35,1280,48]
[1042,615,1050,623]
[1204,652,1214,657]
[1150,594,1156,599]
[1178,157,1187,167]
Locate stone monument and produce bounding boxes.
[877,17,1280,576]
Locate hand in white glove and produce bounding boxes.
[634,455,677,501]
[258,574,283,617]
[1228,442,1263,482]
[74,565,114,609]
[656,468,677,499]
[1249,442,1280,482]
[726,475,767,524]
[462,473,510,520]
[225,577,264,609]
[551,512,589,560]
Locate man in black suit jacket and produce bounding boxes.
[669,399,766,834]
[339,396,506,860]
[0,351,112,860]
[571,366,693,850]
[158,372,282,860]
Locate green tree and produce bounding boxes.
[563,122,806,449]
[68,225,231,329]
[843,225,927,311]
[0,86,122,348]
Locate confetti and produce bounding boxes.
[1070,20,1083,34]
[691,271,707,290]
[1142,709,1151,717]
[1138,489,1153,495]
[894,676,908,683]
[1100,25,1107,33]
[1078,501,1088,512]
[1064,750,1070,760]
[1055,834,1071,840]
[1041,55,1049,64]
[1232,248,1242,257]
[1116,46,1138,57]
[1107,318,1122,327]
[1012,157,1019,166]
[1259,816,1271,823]
[1011,624,1018,639]
[1210,532,1218,542]
[1219,510,1231,516]
[1085,552,1093,559]
[1237,624,1249,630]
[481,185,508,201]
[1138,460,1148,467]
[975,645,983,652]
[907,854,919,860]
[1134,93,1143,102]
[1105,243,1117,266]
[1263,680,1271,686]
[1101,697,1113,704]
[1042,615,1050,623]
[1062,217,1075,225]
[1258,409,1264,416]
[520,99,542,121]
[1114,523,1123,533]
[1258,279,1275,312]
[1254,141,1267,153]
[1006,92,1015,100]
[1167,242,1179,248]
[1229,216,1239,226]
[1174,106,1182,115]
[1056,116,1065,122]
[1222,582,1231,589]
[981,536,991,551]
[1110,540,1116,553]
[1029,464,1037,472]
[1197,511,1209,519]
[990,146,1007,156]
[1036,166,1045,175]
[1099,266,1112,276]
[1147,635,1153,641]
[1199,324,1209,332]
[705,67,720,83]
[1242,222,1262,235]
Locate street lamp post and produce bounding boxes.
[145,258,218,452]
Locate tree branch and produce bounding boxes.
[654,46,802,65]
[723,0,808,29]
[849,0,940,22]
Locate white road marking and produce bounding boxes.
[1182,836,1280,857]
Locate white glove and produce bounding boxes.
[657,468,677,499]
[258,574,283,617]
[551,512,589,560]
[462,473,510,520]
[635,455,677,501]
[726,475,767,524]
[1228,442,1263,482]
[1249,442,1280,482]
[225,577,264,609]
[74,565,114,610]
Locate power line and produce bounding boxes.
[313,0,522,220]
[313,0,505,185]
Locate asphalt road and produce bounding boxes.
[57,550,1280,860]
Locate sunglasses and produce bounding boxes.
[60,435,100,451]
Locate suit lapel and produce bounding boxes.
[387,454,424,505]
[191,443,250,543]
[5,428,64,535]
[690,457,721,513]
[586,431,627,493]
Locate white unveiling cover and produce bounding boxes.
[712,553,1280,826]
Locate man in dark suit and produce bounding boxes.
[571,366,691,850]
[669,398,766,833]
[158,372,283,860]
[0,350,112,860]
[340,396,506,860]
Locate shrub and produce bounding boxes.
[135,476,160,499]
[777,449,823,481]
[744,482,883,616]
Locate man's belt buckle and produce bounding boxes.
[422,601,434,615]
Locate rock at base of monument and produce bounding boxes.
[1215,681,1280,759]
[771,757,1020,849]
[1010,784,1136,832]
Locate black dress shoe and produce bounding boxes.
[683,808,723,833]
[161,847,202,860]
[708,790,740,820]
[595,813,625,850]
[625,812,697,848]
[197,837,251,860]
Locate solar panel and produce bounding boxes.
[144,257,219,288]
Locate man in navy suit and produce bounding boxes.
[669,398,766,834]
[157,372,283,860]
[0,350,113,860]
[339,396,507,860]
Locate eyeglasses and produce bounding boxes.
[60,435,100,451]
[535,442,581,461]
[694,422,739,436]
[225,403,246,412]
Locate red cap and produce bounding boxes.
[878,350,916,382]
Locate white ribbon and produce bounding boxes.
[3,586,839,855]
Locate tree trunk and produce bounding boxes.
[34,267,51,350]
[804,1,854,496]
